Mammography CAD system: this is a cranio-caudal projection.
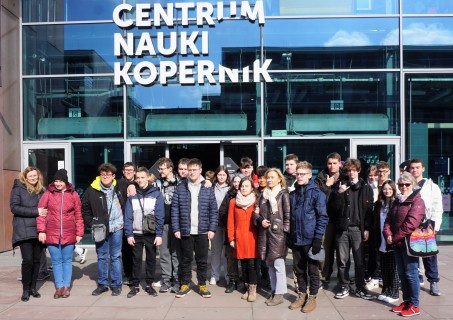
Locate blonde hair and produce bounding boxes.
[265,168,287,189]
[19,166,44,194]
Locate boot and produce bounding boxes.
[225,281,236,293]
[289,292,307,310]
[302,295,317,313]
[266,293,284,306]
[247,284,257,302]
[265,291,275,304]
[241,283,249,300]
[21,290,30,302]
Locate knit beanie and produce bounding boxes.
[54,169,69,184]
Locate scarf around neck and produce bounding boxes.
[263,184,282,214]
[235,191,256,209]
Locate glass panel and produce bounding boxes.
[402,0,453,14]
[23,24,120,75]
[169,144,220,174]
[265,72,400,136]
[264,140,350,175]
[356,144,396,181]
[223,143,258,173]
[22,0,123,22]
[403,18,453,68]
[264,18,399,69]
[23,76,123,140]
[27,148,65,186]
[127,82,260,138]
[131,145,167,177]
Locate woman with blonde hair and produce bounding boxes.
[254,168,290,306]
[10,166,46,302]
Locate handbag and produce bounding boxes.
[405,219,439,258]
[138,193,156,234]
[92,224,107,242]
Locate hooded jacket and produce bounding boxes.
[418,178,443,231]
[36,182,84,245]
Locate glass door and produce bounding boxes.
[23,143,71,186]
[351,138,401,181]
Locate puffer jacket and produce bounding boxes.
[254,188,291,261]
[383,192,425,246]
[36,183,84,245]
[289,180,328,246]
[171,179,218,237]
[10,180,45,247]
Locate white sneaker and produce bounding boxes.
[365,279,379,291]
[152,281,162,288]
[384,296,399,304]
[209,277,217,285]
[377,294,387,301]
[79,248,88,264]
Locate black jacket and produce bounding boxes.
[10,180,44,247]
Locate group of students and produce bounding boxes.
[10,154,442,317]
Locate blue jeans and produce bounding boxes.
[48,243,75,288]
[394,245,420,306]
[96,229,123,288]
[422,255,440,283]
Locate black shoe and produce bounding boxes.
[355,288,373,300]
[146,285,158,297]
[92,286,109,296]
[29,289,41,298]
[21,290,30,302]
[225,281,236,293]
[159,280,171,293]
[127,287,139,298]
[335,286,349,299]
[111,287,122,296]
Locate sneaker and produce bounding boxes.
[159,280,171,293]
[355,288,373,300]
[171,282,180,293]
[334,286,349,299]
[430,281,440,296]
[199,284,212,298]
[79,248,88,264]
[176,284,191,298]
[392,302,408,313]
[384,296,399,304]
[37,273,50,281]
[377,294,387,301]
[17,276,22,281]
[127,287,139,298]
[152,281,162,288]
[111,287,122,296]
[146,285,158,297]
[209,277,217,285]
[400,303,420,317]
[123,276,131,286]
[92,286,109,296]
[365,278,379,291]
[418,274,424,286]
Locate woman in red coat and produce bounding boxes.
[37,169,84,299]
[227,176,257,302]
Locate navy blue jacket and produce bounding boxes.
[289,180,328,246]
[171,179,218,237]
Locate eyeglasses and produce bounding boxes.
[123,169,134,172]
[296,172,310,176]
[398,183,411,188]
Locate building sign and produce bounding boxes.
[112,1,272,86]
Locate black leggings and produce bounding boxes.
[19,239,43,291]
[241,258,257,285]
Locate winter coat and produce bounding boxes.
[124,186,165,237]
[254,188,291,261]
[227,198,257,259]
[219,187,237,244]
[82,177,125,234]
[383,192,425,246]
[10,180,45,247]
[418,178,443,231]
[289,180,328,247]
[171,179,219,237]
[36,183,84,245]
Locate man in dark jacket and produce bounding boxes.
[171,158,218,298]
[284,153,298,192]
[328,158,374,300]
[82,163,125,297]
[289,161,328,313]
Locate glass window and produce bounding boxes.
[22,0,122,22]
[403,18,453,68]
[23,24,121,75]
[402,0,453,14]
[265,72,400,136]
[264,18,400,69]
[23,76,123,140]
[264,139,350,174]
[127,82,260,138]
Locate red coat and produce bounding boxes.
[36,183,84,245]
[227,198,257,259]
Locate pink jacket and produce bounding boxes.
[37,183,84,245]
[383,191,425,245]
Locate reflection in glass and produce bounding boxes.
[28,148,65,186]
[265,72,400,136]
[131,145,167,175]
[402,0,453,14]
[357,144,396,180]
[23,77,123,140]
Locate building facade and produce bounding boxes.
[1,0,453,250]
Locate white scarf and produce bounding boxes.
[235,192,256,209]
[263,184,282,214]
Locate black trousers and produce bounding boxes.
[19,239,43,291]
[130,233,157,287]
[336,226,365,288]
[225,245,239,282]
[293,245,320,295]
[240,258,257,285]
[122,234,133,278]
[180,234,209,285]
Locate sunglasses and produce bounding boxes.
[398,183,412,187]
